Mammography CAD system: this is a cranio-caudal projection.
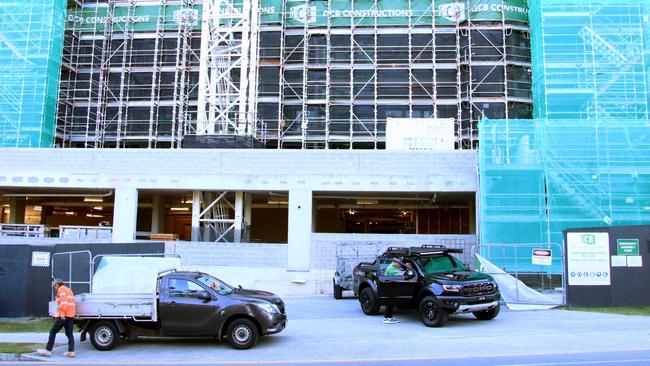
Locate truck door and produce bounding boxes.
[377,258,418,304]
[159,277,219,336]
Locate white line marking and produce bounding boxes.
[500,359,650,366]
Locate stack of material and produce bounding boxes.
[149,233,179,241]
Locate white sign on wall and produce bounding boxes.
[31,251,51,267]
[532,249,552,266]
[567,232,611,286]
[385,118,455,151]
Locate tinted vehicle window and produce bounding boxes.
[416,255,463,275]
[168,279,205,298]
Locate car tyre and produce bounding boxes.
[419,296,448,327]
[89,321,120,351]
[227,318,259,350]
[359,287,380,315]
[473,302,500,320]
[333,281,343,300]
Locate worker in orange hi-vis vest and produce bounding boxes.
[36,279,76,358]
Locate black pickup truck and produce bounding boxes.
[61,270,287,350]
[352,245,500,327]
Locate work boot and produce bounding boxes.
[382,317,399,324]
[36,349,52,357]
[63,352,75,358]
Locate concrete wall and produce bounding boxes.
[311,233,478,270]
[168,241,288,268]
[0,149,477,192]
[163,233,477,296]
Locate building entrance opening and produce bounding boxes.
[314,192,475,235]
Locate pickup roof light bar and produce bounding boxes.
[383,245,464,257]
[419,251,444,255]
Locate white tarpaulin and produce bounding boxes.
[92,256,182,294]
[475,253,561,310]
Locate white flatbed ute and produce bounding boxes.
[49,293,157,320]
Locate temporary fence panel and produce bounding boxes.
[473,243,565,306]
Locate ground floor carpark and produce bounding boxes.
[1,190,475,240]
[0,148,479,294]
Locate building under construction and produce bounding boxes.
[55,0,532,149]
[7,0,650,297]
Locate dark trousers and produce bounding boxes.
[384,304,394,319]
[46,317,74,352]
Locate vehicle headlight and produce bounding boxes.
[443,284,461,293]
[256,303,280,314]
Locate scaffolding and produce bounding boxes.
[256,0,532,149]
[479,118,650,250]
[0,0,67,147]
[54,0,533,149]
[530,0,649,120]
[56,0,201,148]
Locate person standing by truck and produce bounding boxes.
[382,258,404,324]
[37,279,76,358]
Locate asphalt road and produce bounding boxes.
[2,296,650,365]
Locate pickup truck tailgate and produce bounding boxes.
[49,293,156,319]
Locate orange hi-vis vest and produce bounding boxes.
[55,285,76,318]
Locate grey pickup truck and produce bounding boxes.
[52,270,287,350]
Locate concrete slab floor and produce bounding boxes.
[3,296,650,363]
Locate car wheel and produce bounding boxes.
[473,302,500,320]
[333,281,343,300]
[227,318,259,350]
[89,321,120,351]
[419,296,448,327]
[359,287,380,315]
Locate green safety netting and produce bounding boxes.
[529,0,650,120]
[479,118,650,272]
[0,0,66,147]
[483,0,650,272]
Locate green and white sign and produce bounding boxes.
[279,0,528,27]
[567,232,611,286]
[67,0,528,33]
[617,239,639,256]
[66,5,202,32]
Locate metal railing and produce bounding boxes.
[51,251,181,297]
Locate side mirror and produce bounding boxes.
[197,290,211,301]
[404,270,416,279]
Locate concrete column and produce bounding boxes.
[191,191,201,241]
[288,190,312,271]
[151,195,166,233]
[234,191,244,243]
[243,193,253,242]
[40,206,53,226]
[9,198,25,224]
[112,187,138,243]
[473,193,479,239]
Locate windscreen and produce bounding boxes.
[196,274,234,295]
[416,255,464,275]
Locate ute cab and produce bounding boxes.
[353,245,500,327]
